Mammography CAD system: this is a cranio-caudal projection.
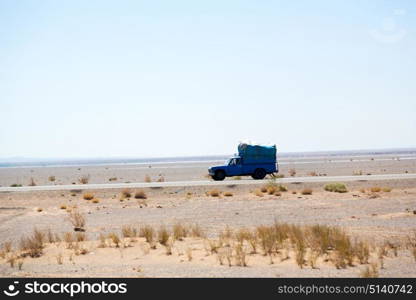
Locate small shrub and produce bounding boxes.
[324,183,348,193]
[370,187,381,193]
[308,171,317,176]
[48,176,56,182]
[233,176,242,180]
[68,210,86,231]
[260,186,268,193]
[92,198,100,203]
[144,175,152,183]
[10,184,22,187]
[157,175,165,182]
[301,188,313,195]
[254,189,264,197]
[75,232,86,242]
[29,177,36,186]
[78,175,90,184]
[109,177,117,181]
[134,190,147,199]
[173,223,188,241]
[60,204,67,210]
[289,169,296,177]
[224,192,233,197]
[274,191,281,196]
[382,187,392,192]
[121,189,132,198]
[278,185,288,192]
[266,186,277,194]
[209,189,220,197]
[359,188,366,193]
[37,208,43,212]
[83,193,94,200]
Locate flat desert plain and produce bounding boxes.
[0,153,415,277]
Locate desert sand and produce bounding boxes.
[0,152,415,277]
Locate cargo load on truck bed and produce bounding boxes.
[238,143,276,164]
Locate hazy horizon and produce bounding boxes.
[1,1,415,158]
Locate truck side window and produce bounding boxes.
[235,158,241,165]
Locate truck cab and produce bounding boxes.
[208,143,278,181]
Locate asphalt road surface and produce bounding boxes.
[1,173,415,192]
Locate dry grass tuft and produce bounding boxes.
[260,186,268,193]
[92,198,100,203]
[173,223,188,241]
[20,228,45,258]
[360,263,379,278]
[60,204,67,210]
[108,232,121,247]
[48,175,56,182]
[190,224,205,238]
[122,225,137,238]
[139,225,155,244]
[224,192,233,197]
[144,175,152,183]
[134,190,147,199]
[234,243,247,267]
[158,226,170,246]
[382,187,392,192]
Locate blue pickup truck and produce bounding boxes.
[208,143,278,181]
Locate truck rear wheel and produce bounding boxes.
[252,168,266,180]
[212,170,226,181]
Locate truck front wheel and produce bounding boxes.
[252,168,266,180]
[212,170,226,181]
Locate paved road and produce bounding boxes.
[1,173,415,192]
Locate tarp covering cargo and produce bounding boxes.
[238,143,276,164]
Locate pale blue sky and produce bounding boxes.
[1,0,415,158]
